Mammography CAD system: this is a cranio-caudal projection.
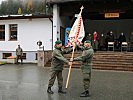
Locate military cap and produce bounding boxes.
[55,40,62,44]
[84,40,91,43]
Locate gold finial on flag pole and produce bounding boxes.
[80,6,84,10]
[79,6,84,15]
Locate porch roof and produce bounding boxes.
[46,0,133,20]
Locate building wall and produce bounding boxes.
[0,18,52,63]
[60,16,71,28]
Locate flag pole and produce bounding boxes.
[65,6,84,89]
[65,46,75,89]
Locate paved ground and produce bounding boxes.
[0,64,133,100]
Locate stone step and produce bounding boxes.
[65,53,133,58]
[46,60,133,66]
[65,63,133,67]
[92,59,133,65]
[64,64,133,69]
[94,54,133,57]
[46,62,133,67]
[65,57,133,60]
[73,51,133,54]
[45,62,133,71]
[45,51,133,71]
[65,57,133,61]
[94,55,133,57]
[93,58,133,60]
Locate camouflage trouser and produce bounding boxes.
[48,70,63,88]
[82,72,91,91]
[16,55,23,63]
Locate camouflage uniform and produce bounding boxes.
[48,46,72,88]
[16,45,23,64]
[73,45,94,91]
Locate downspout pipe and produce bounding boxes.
[49,17,53,51]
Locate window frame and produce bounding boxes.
[22,53,26,60]
[2,53,12,59]
[9,24,18,41]
[0,25,5,41]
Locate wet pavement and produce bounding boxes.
[0,64,133,100]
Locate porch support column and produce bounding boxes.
[53,4,60,49]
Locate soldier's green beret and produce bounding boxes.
[84,40,91,43]
[55,40,62,44]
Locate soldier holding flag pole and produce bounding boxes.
[66,6,94,97]
[70,40,94,97]
[65,6,85,89]
[47,40,74,94]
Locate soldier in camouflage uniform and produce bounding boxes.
[16,45,23,64]
[47,40,73,94]
[71,40,94,97]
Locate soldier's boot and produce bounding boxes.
[21,62,23,65]
[47,87,54,94]
[80,90,90,97]
[21,60,23,64]
[16,61,19,64]
[58,87,66,94]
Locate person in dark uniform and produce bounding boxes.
[71,40,94,97]
[99,34,105,50]
[16,45,23,64]
[105,31,110,51]
[108,31,114,42]
[47,40,73,94]
[118,33,126,50]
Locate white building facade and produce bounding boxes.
[0,3,75,64]
[0,15,53,63]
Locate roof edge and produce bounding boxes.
[0,14,52,20]
[46,0,81,4]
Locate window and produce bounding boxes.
[22,53,26,59]
[0,25,5,41]
[9,24,17,41]
[3,53,12,59]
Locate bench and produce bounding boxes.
[7,56,17,64]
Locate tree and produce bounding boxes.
[18,7,22,14]
[0,0,49,15]
[0,1,8,15]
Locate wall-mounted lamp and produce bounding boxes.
[37,40,44,51]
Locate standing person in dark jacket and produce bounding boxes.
[47,40,73,94]
[16,45,23,64]
[108,31,114,42]
[118,33,126,50]
[99,34,105,50]
[105,31,110,51]
[70,40,94,97]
